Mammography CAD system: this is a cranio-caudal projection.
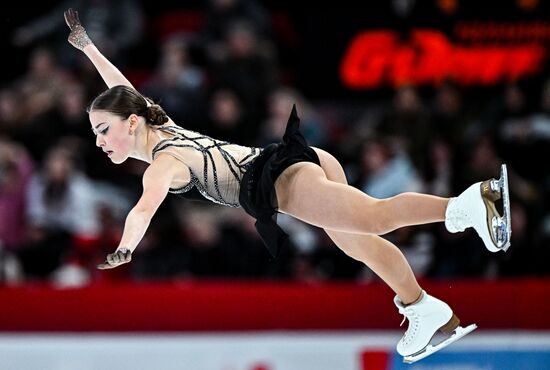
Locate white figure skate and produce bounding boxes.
[445,164,511,252]
[395,291,477,364]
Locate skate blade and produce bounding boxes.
[481,164,512,252]
[500,164,512,252]
[402,324,477,364]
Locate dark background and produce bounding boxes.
[2,0,549,98]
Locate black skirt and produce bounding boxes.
[239,104,320,258]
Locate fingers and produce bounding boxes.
[64,8,80,29]
[97,248,132,270]
[64,11,69,27]
[96,262,115,270]
[107,252,118,265]
[74,10,81,25]
[64,9,73,28]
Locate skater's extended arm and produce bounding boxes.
[97,154,186,269]
[64,8,134,89]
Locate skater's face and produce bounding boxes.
[89,110,137,164]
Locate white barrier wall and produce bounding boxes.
[1,331,549,370]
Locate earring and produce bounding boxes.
[129,130,134,136]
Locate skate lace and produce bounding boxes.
[399,307,420,345]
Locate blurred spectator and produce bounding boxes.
[0,241,23,285]
[204,87,255,145]
[527,78,550,142]
[208,19,279,124]
[141,35,206,127]
[357,137,423,199]
[431,80,468,148]
[378,84,432,174]
[12,0,145,68]
[391,0,417,18]
[55,81,90,138]
[0,139,34,251]
[497,79,550,183]
[456,135,502,192]
[178,205,227,277]
[258,86,328,147]
[277,214,318,255]
[217,210,281,278]
[532,213,550,276]
[0,88,24,137]
[128,204,183,281]
[429,81,470,187]
[10,46,73,160]
[19,144,100,279]
[201,0,272,63]
[459,135,538,206]
[423,138,453,197]
[290,252,318,282]
[491,83,531,173]
[426,81,470,196]
[386,227,435,278]
[429,226,492,278]
[49,258,91,288]
[498,201,537,276]
[307,232,364,281]
[15,46,72,120]
[54,163,133,284]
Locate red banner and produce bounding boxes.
[0,278,548,332]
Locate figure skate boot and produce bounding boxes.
[445,164,511,252]
[395,291,477,364]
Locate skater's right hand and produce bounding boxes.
[97,248,132,270]
[64,8,92,51]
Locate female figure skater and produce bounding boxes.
[64,9,511,363]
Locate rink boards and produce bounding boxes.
[1,279,548,369]
[1,331,549,370]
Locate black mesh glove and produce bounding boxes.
[97,248,132,270]
[64,8,93,51]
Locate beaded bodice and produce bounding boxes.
[149,124,261,207]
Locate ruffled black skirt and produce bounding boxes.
[239,104,320,258]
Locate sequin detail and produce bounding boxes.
[151,125,261,207]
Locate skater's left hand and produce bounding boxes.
[64,8,93,51]
[97,248,132,270]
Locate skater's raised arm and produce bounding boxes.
[64,8,134,89]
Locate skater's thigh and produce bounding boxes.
[274,147,349,214]
[311,147,348,185]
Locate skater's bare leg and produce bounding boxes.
[276,148,478,361]
[324,230,422,304]
[275,161,448,235]
[282,148,422,303]
[275,149,481,363]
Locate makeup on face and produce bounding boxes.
[90,111,135,164]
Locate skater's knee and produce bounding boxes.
[367,199,395,235]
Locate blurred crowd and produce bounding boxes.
[0,0,549,287]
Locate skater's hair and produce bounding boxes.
[87,85,169,126]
